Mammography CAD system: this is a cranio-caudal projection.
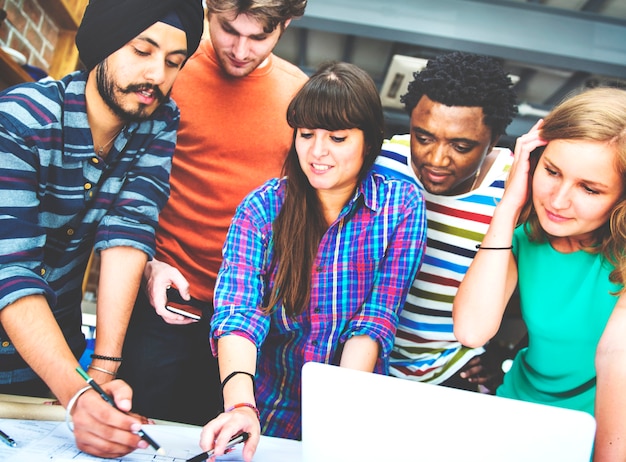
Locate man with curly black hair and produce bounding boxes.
[374,51,519,392]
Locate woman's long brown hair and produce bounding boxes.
[263,61,384,316]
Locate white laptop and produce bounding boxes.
[301,362,596,462]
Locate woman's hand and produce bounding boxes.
[502,119,548,212]
[199,406,261,462]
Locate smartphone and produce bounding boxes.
[165,287,204,320]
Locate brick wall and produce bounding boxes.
[0,0,59,74]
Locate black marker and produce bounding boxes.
[0,428,16,448]
[186,432,250,462]
[76,367,164,455]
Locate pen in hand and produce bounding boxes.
[75,367,164,455]
[186,432,250,462]
[0,428,16,448]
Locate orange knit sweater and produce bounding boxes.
[155,40,307,302]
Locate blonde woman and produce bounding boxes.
[453,87,626,461]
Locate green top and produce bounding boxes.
[497,225,621,415]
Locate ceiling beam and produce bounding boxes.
[581,0,608,13]
[543,71,593,106]
[293,0,626,78]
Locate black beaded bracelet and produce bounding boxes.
[90,353,123,362]
[221,370,255,392]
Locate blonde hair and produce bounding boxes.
[519,87,626,287]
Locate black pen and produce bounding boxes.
[0,428,16,448]
[186,432,250,462]
[75,367,164,455]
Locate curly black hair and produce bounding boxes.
[401,51,518,140]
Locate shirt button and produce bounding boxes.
[40,268,46,276]
[66,228,74,236]
[311,340,319,347]
[84,183,92,190]
[1,341,10,347]
[314,307,320,313]
[315,266,323,272]
[91,157,99,164]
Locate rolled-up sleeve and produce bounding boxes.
[210,181,282,356]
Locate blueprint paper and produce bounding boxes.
[0,419,301,461]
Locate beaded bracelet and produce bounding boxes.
[221,371,255,392]
[90,353,123,362]
[65,386,92,432]
[225,402,260,421]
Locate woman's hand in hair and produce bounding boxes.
[502,119,547,215]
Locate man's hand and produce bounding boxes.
[70,379,149,458]
[458,356,501,391]
[143,259,196,325]
[459,344,512,393]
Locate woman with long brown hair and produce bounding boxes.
[201,61,427,460]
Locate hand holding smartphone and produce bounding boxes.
[165,287,204,320]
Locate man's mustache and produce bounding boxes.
[122,83,167,104]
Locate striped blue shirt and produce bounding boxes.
[211,172,427,439]
[373,135,513,384]
[0,71,178,383]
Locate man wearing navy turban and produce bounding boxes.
[0,0,204,458]
[76,0,203,70]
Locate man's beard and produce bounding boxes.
[96,61,169,122]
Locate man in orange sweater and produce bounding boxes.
[119,0,308,425]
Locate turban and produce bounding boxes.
[76,0,204,71]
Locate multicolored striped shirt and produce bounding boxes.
[0,71,178,383]
[373,135,513,384]
[211,172,426,440]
